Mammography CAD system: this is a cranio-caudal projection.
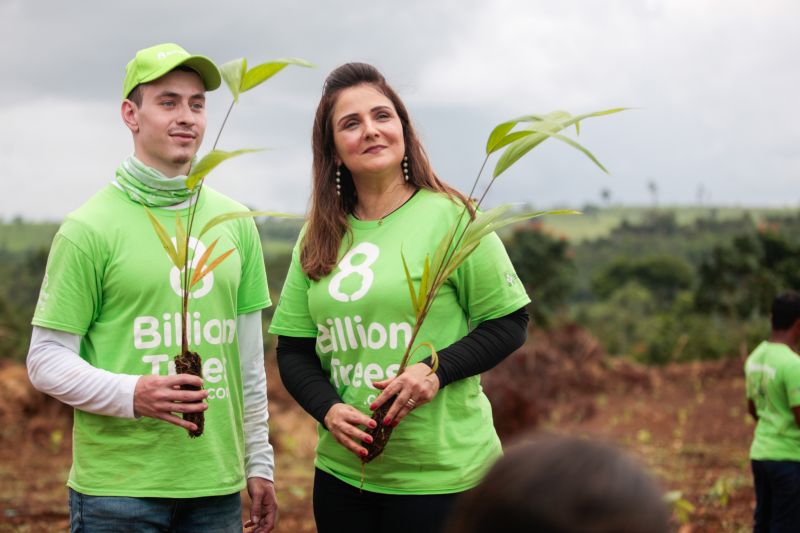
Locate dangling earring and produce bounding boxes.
[403,155,409,182]
[335,166,342,196]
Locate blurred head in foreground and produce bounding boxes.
[445,433,670,533]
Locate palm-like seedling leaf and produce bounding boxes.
[187,149,264,190]
[485,114,547,154]
[175,212,187,267]
[528,128,608,173]
[221,57,314,102]
[417,255,431,317]
[491,108,627,178]
[145,208,180,268]
[401,249,419,315]
[190,238,220,287]
[492,111,571,178]
[192,248,235,288]
[189,238,236,287]
[198,211,301,238]
[220,58,247,102]
[241,58,314,92]
[413,342,438,374]
[435,207,580,287]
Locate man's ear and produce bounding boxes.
[790,318,800,344]
[121,99,139,133]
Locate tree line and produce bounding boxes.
[2,210,799,364]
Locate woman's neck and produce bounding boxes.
[352,172,415,221]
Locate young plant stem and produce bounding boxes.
[212,100,236,152]
[179,99,236,353]
[365,154,497,461]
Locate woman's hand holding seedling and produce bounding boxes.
[133,374,208,432]
[323,403,378,459]
[370,362,440,427]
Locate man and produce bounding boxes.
[745,290,800,532]
[27,43,277,532]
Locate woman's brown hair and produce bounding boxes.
[301,62,471,280]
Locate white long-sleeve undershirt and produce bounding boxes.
[27,310,274,481]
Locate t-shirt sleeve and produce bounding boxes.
[451,231,531,327]
[236,218,270,315]
[268,237,318,337]
[31,228,103,336]
[785,361,800,407]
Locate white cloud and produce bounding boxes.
[1,0,798,220]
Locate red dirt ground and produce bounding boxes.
[0,337,755,532]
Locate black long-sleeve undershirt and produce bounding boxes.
[276,306,529,427]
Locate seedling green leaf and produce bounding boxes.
[417,255,430,317]
[190,238,220,287]
[192,248,235,287]
[145,208,180,267]
[485,114,546,154]
[220,58,247,102]
[175,212,187,267]
[241,58,314,93]
[187,149,264,190]
[401,249,419,314]
[491,108,627,178]
[409,342,438,374]
[221,57,314,102]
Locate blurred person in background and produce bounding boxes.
[745,290,800,532]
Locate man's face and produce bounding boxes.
[125,69,207,177]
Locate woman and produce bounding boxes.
[269,62,530,533]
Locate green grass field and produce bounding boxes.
[3,206,796,252]
[0,222,59,252]
[539,206,798,242]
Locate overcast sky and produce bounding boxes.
[1,0,797,221]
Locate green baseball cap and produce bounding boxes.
[122,43,221,99]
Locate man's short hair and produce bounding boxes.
[126,65,201,108]
[772,291,800,330]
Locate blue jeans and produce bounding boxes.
[751,460,800,533]
[68,488,242,533]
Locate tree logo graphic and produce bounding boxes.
[169,237,214,300]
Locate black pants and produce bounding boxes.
[313,468,461,533]
[752,460,800,533]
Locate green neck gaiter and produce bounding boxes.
[115,155,197,207]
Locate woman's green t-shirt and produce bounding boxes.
[270,189,530,494]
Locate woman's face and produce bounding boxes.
[331,84,405,181]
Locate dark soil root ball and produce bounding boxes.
[362,398,396,463]
[175,351,204,438]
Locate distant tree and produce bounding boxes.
[591,255,694,304]
[695,230,800,318]
[696,184,707,206]
[647,180,659,207]
[505,222,576,327]
[600,188,612,207]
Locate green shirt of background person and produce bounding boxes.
[744,290,800,530]
[746,293,800,461]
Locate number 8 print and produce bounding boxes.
[328,242,380,302]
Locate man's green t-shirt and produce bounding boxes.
[270,189,530,494]
[745,341,800,461]
[32,184,269,497]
